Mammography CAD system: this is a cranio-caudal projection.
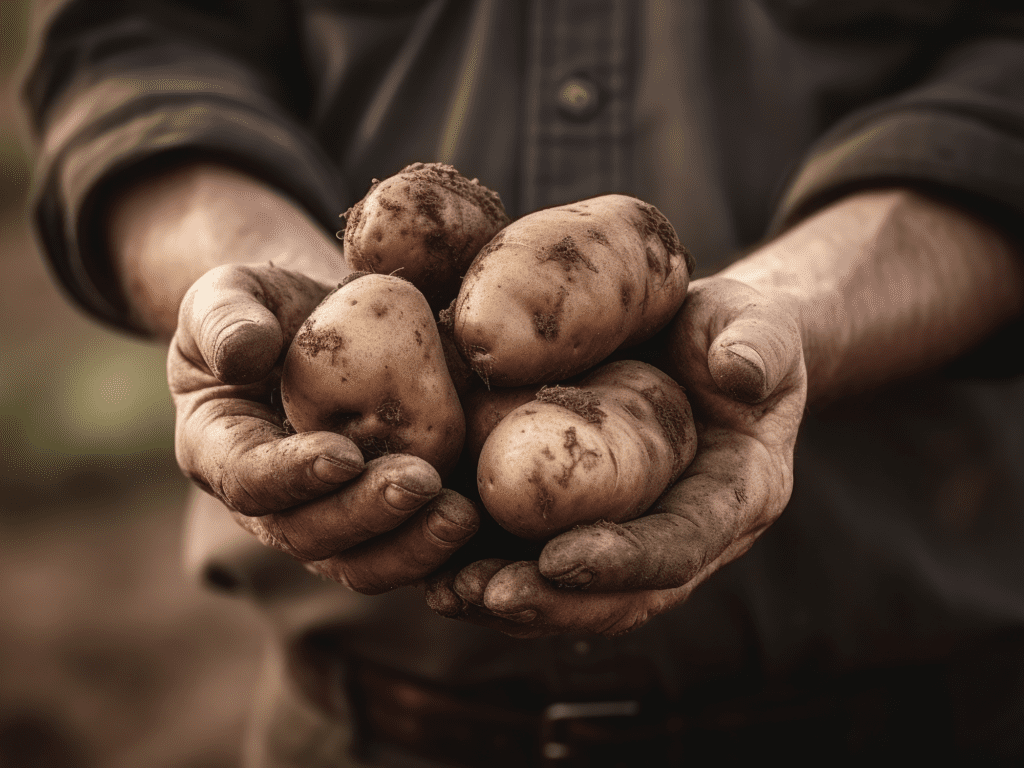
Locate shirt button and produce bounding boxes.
[556,74,601,121]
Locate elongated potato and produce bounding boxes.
[454,195,694,386]
[342,163,510,311]
[280,273,465,478]
[476,360,697,539]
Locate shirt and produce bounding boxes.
[21,0,1024,752]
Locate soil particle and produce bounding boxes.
[539,235,598,273]
[371,301,389,318]
[536,387,606,424]
[622,401,644,421]
[527,471,555,521]
[437,299,456,332]
[400,162,510,228]
[639,384,696,474]
[533,285,569,340]
[533,312,559,340]
[636,201,694,274]
[556,426,602,487]
[294,319,345,359]
[587,228,611,247]
[376,399,406,427]
[378,195,403,214]
[357,434,407,460]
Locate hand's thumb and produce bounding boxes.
[706,296,801,404]
[177,264,326,385]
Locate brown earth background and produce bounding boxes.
[0,4,266,767]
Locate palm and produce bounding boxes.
[427,277,807,637]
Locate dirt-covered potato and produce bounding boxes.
[476,360,697,539]
[280,273,465,478]
[453,195,694,386]
[342,163,510,311]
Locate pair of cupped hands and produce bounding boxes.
[168,204,807,639]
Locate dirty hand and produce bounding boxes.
[167,261,480,593]
[426,276,806,636]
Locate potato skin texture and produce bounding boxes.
[454,195,693,386]
[343,163,510,311]
[280,274,465,478]
[476,360,697,540]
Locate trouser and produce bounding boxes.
[184,488,1024,767]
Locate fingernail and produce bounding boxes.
[313,455,359,483]
[427,511,477,544]
[384,483,432,511]
[725,343,765,374]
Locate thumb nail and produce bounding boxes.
[384,483,433,511]
[724,342,765,374]
[312,454,361,484]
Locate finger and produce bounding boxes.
[453,559,514,607]
[674,279,802,404]
[307,490,480,594]
[707,309,801,405]
[178,263,330,384]
[171,362,365,514]
[424,562,557,639]
[538,428,779,591]
[482,561,687,636]
[232,453,442,560]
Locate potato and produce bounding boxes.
[462,383,543,461]
[280,273,465,478]
[342,163,510,311]
[476,360,697,540]
[453,195,694,386]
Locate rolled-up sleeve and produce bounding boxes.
[22,1,348,331]
[771,9,1024,236]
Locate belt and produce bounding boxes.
[346,663,685,767]
[336,660,1005,766]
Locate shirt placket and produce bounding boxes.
[520,0,637,214]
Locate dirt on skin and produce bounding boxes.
[375,398,406,427]
[635,201,695,275]
[639,384,697,475]
[293,320,345,359]
[535,386,606,424]
[343,163,509,289]
[532,285,570,341]
[555,426,602,488]
[538,235,598,273]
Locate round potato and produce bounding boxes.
[342,163,510,311]
[280,273,465,478]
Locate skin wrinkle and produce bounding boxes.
[115,153,1024,630]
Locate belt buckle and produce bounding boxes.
[539,699,642,765]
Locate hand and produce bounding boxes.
[169,261,480,593]
[426,277,806,637]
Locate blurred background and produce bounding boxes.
[0,4,265,766]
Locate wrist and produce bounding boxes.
[107,162,347,339]
[720,188,1024,404]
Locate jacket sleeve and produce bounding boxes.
[21,0,349,332]
[770,5,1024,239]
